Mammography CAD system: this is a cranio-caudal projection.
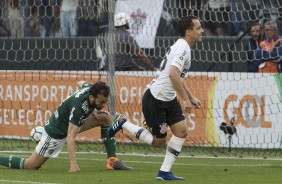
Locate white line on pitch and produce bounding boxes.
[56,156,273,167]
[2,150,282,161]
[0,180,60,184]
[0,152,278,167]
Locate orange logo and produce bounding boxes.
[224,94,272,128]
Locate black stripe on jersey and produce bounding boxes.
[39,136,52,155]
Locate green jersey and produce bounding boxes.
[45,83,95,139]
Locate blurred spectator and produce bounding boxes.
[20,0,32,37]
[19,0,39,37]
[229,1,248,36]
[77,0,109,36]
[230,0,262,36]
[163,0,181,20]
[28,0,43,37]
[60,0,79,37]
[41,0,61,37]
[95,0,109,34]
[253,21,282,73]
[260,0,282,38]
[77,0,102,36]
[158,1,196,37]
[0,22,10,37]
[101,12,155,71]
[2,0,24,38]
[179,0,206,19]
[156,10,176,36]
[246,0,261,21]
[178,0,207,34]
[0,1,10,37]
[204,0,232,36]
[158,1,206,37]
[245,22,263,72]
[260,0,279,25]
[278,7,282,36]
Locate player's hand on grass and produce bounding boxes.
[191,97,202,109]
[69,163,80,173]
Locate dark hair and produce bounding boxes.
[89,81,110,98]
[178,15,198,37]
[251,22,262,29]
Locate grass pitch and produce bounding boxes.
[0,152,282,184]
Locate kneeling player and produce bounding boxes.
[0,81,132,172]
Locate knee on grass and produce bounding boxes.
[24,160,42,170]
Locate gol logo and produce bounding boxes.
[224,94,272,128]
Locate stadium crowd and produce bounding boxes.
[0,0,281,38]
[0,0,281,73]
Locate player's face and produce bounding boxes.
[89,94,109,110]
[264,25,276,39]
[189,19,204,42]
[250,25,261,41]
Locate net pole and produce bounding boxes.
[107,0,116,115]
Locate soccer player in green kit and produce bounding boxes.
[0,81,132,172]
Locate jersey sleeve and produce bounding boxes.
[68,102,85,127]
[171,48,190,71]
[81,82,91,89]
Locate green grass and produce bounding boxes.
[0,152,282,184]
[2,139,282,158]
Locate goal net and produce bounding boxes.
[1,0,282,158]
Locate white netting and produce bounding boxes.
[0,0,281,71]
[0,0,282,157]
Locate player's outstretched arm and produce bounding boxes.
[67,124,80,173]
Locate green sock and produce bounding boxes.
[101,126,116,158]
[0,156,25,169]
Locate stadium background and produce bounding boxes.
[0,0,282,158]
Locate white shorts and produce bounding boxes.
[35,129,66,158]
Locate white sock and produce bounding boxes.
[122,121,153,145]
[160,135,185,172]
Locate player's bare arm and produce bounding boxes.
[136,49,155,71]
[130,59,145,71]
[67,123,80,173]
[169,65,192,113]
[76,80,86,89]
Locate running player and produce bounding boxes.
[109,15,204,180]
